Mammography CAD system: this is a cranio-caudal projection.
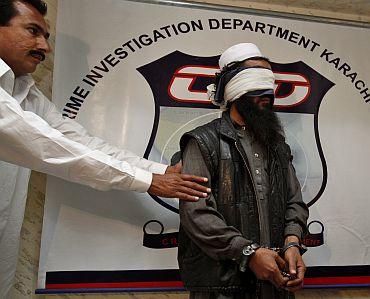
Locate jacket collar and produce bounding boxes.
[220,111,240,141]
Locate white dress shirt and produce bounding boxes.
[0,58,167,297]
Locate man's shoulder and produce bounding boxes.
[180,117,221,151]
[190,117,221,134]
[182,117,221,140]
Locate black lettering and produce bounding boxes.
[160,25,172,37]
[320,49,333,61]
[191,20,203,31]
[153,29,166,42]
[85,69,103,84]
[178,22,190,33]
[65,96,83,110]
[171,23,179,35]
[288,31,299,43]
[329,57,340,69]
[122,40,136,53]
[360,87,370,100]
[104,54,120,68]
[139,34,152,46]
[63,108,78,115]
[242,20,254,31]
[355,80,365,90]
[255,21,266,34]
[310,41,320,52]
[222,18,232,29]
[209,19,220,30]
[62,110,76,119]
[276,27,289,39]
[298,35,310,48]
[73,86,89,99]
[338,63,351,76]
[82,78,95,87]
[114,47,128,60]
[94,61,109,73]
[346,72,357,82]
[266,24,276,35]
[233,18,243,29]
[132,38,142,49]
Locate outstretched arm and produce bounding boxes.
[39,91,211,199]
[0,86,210,199]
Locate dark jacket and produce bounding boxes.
[178,112,308,292]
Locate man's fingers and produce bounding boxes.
[176,185,208,200]
[180,180,211,194]
[285,247,299,275]
[176,192,199,202]
[180,173,209,183]
[149,173,211,200]
[275,255,286,270]
[272,271,289,289]
[288,257,297,276]
[286,277,303,287]
[286,278,304,292]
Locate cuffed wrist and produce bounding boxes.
[229,236,252,263]
[284,225,303,240]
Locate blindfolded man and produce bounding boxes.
[178,43,309,299]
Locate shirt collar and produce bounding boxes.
[0,58,12,78]
[0,58,35,103]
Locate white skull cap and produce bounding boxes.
[219,43,267,70]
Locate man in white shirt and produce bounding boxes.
[0,0,210,296]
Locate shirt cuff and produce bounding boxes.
[284,225,303,240]
[229,236,251,263]
[149,162,168,175]
[129,168,153,193]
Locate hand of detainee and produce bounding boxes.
[248,247,289,289]
[148,162,210,201]
[283,245,306,292]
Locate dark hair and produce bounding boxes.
[0,0,47,26]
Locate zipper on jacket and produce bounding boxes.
[234,140,263,238]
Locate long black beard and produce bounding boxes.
[234,96,284,148]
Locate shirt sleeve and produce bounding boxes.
[284,162,309,240]
[39,91,167,175]
[0,86,158,192]
[180,138,251,263]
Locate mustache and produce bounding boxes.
[29,50,46,61]
[234,96,284,147]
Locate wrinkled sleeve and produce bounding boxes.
[0,87,154,192]
[40,93,167,175]
[284,162,309,240]
[180,138,251,262]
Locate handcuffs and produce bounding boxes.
[239,242,307,279]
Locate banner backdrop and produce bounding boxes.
[37,0,370,293]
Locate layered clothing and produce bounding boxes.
[178,112,308,298]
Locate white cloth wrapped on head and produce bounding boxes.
[208,67,275,110]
